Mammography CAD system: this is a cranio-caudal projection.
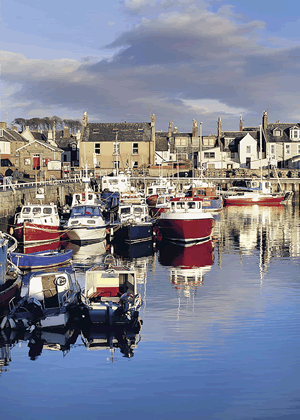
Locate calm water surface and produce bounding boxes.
[1,203,300,420]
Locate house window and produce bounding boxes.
[285,144,291,155]
[114,161,119,169]
[270,144,275,155]
[95,161,101,168]
[138,128,144,133]
[113,143,120,155]
[93,129,99,134]
[24,158,30,166]
[132,143,138,155]
[297,144,300,155]
[204,152,215,159]
[273,130,281,136]
[246,145,251,153]
[133,161,138,168]
[290,129,300,140]
[231,152,235,159]
[94,143,100,155]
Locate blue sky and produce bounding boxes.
[1,0,300,133]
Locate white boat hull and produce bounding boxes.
[67,226,107,242]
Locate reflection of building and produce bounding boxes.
[219,205,299,277]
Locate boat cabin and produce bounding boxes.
[169,198,203,212]
[118,203,150,223]
[85,266,136,302]
[69,205,104,225]
[71,192,101,207]
[27,272,76,309]
[101,174,132,193]
[15,204,59,225]
[245,180,272,194]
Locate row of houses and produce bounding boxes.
[1,110,300,179]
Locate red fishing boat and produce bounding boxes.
[13,203,61,252]
[156,197,214,244]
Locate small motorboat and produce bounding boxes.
[82,255,142,325]
[1,269,81,331]
[10,249,74,270]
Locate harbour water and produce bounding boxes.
[1,202,300,419]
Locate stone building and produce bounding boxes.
[79,112,156,171]
[0,122,28,175]
[261,111,300,169]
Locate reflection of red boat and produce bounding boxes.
[159,239,214,269]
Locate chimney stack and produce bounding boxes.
[0,122,7,130]
[239,115,243,131]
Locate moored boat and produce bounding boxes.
[10,249,73,270]
[82,255,142,325]
[223,180,292,206]
[156,197,214,244]
[1,269,81,331]
[13,203,61,252]
[65,204,108,242]
[111,203,153,243]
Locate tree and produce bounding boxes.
[11,118,27,131]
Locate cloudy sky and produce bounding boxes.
[1,0,300,133]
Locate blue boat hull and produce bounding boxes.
[114,223,153,243]
[10,250,73,270]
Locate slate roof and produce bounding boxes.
[221,130,259,152]
[155,132,169,151]
[1,128,28,143]
[81,122,152,143]
[31,132,47,141]
[55,137,77,149]
[264,123,300,143]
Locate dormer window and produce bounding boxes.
[290,127,300,140]
[273,128,281,136]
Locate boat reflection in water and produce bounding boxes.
[66,239,108,264]
[158,239,214,297]
[81,324,142,359]
[0,327,80,362]
[111,239,154,261]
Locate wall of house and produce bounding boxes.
[239,135,258,167]
[16,143,62,177]
[79,141,152,170]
